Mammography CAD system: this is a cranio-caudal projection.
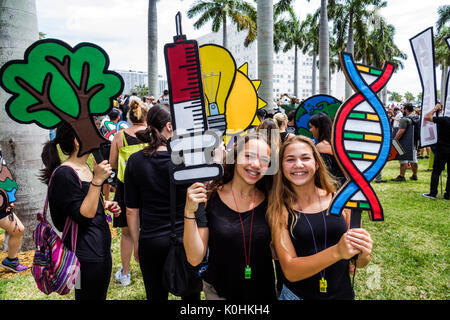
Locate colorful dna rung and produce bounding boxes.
[329,52,395,221]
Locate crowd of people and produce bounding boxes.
[0,88,448,301]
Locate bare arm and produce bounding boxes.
[109,130,123,169]
[424,103,442,122]
[274,220,360,282]
[79,160,112,218]
[394,128,406,141]
[316,141,333,155]
[183,183,209,266]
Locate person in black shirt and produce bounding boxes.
[40,123,120,300]
[109,100,148,286]
[124,105,200,301]
[308,113,346,188]
[184,133,277,301]
[267,135,374,300]
[273,112,295,143]
[422,103,450,200]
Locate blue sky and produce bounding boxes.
[36,0,449,98]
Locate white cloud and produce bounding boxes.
[35,0,449,98]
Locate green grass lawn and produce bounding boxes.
[0,158,448,300]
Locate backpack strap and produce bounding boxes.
[121,130,129,147]
[43,165,82,253]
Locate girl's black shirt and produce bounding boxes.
[124,150,187,239]
[48,166,111,263]
[199,192,276,301]
[320,153,346,187]
[285,209,354,300]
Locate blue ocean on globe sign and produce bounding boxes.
[294,95,341,138]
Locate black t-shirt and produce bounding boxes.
[285,209,354,300]
[200,192,276,301]
[124,150,187,239]
[320,153,346,187]
[48,166,111,263]
[433,116,450,154]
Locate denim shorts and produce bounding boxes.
[278,285,302,300]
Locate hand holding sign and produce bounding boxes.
[164,13,223,185]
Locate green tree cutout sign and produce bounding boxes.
[0,39,124,157]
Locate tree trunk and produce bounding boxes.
[294,45,298,97]
[312,53,317,95]
[345,12,354,99]
[148,0,159,97]
[222,15,227,49]
[319,0,329,94]
[257,0,274,109]
[329,67,331,93]
[0,0,48,251]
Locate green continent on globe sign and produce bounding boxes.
[294,95,341,138]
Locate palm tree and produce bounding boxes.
[436,5,450,33]
[329,0,387,98]
[389,92,402,103]
[274,7,305,97]
[0,0,48,250]
[276,0,330,94]
[245,0,297,107]
[148,0,159,97]
[328,33,342,94]
[404,92,415,103]
[369,19,407,105]
[257,0,274,108]
[187,0,256,49]
[301,12,320,95]
[435,26,450,105]
[318,0,330,94]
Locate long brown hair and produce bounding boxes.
[207,132,273,198]
[267,135,336,249]
[135,104,171,157]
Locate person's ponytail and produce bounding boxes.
[128,100,147,124]
[136,104,171,157]
[39,139,61,185]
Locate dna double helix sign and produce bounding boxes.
[329,52,395,222]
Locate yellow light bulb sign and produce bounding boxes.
[199,44,235,133]
[199,44,266,143]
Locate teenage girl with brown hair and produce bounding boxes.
[183,133,277,301]
[267,135,374,300]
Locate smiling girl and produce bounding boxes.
[183,133,277,301]
[267,135,374,300]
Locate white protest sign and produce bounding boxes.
[410,27,438,147]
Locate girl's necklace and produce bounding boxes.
[298,189,328,293]
[231,183,256,280]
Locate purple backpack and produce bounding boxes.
[31,166,81,295]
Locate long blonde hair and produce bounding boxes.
[267,135,336,249]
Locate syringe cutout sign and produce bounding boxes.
[164,12,223,184]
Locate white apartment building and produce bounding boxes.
[114,70,167,97]
[196,24,345,103]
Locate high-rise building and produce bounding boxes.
[114,69,168,97]
[196,24,345,104]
